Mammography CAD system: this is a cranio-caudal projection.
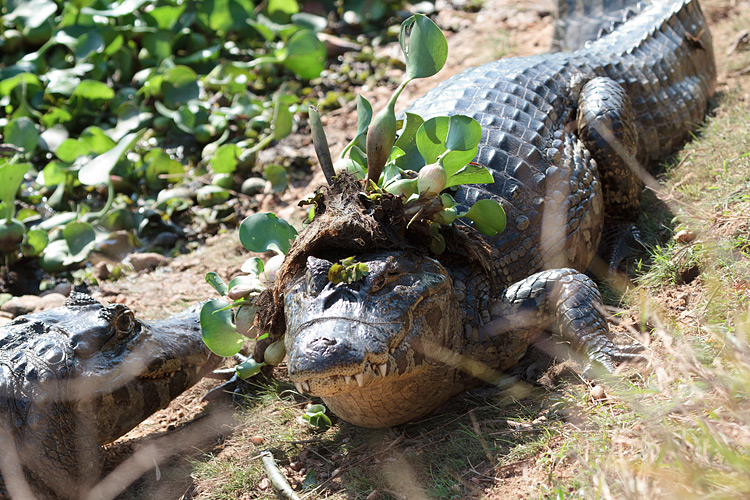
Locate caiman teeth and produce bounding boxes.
[294,382,304,393]
[344,375,352,385]
[302,381,310,392]
[378,363,387,377]
[355,373,364,387]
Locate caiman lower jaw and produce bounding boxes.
[291,359,403,397]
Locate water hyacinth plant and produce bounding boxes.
[310,13,506,250]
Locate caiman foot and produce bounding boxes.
[486,268,647,374]
[599,222,645,272]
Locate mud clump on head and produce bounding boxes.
[252,173,495,361]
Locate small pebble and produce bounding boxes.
[129,252,168,272]
[36,293,66,311]
[289,461,303,471]
[258,478,271,490]
[1,295,40,317]
[674,229,696,243]
[251,435,264,445]
[590,385,607,400]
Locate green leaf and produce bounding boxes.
[210,144,240,174]
[38,125,69,153]
[280,30,326,80]
[4,117,39,154]
[0,163,30,214]
[416,116,449,164]
[81,0,150,17]
[200,299,244,357]
[62,221,97,264]
[144,148,185,189]
[6,0,57,29]
[161,66,200,108]
[241,257,265,276]
[268,0,299,22]
[206,272,229,296]
[79,130,142,186]
[400,14,448,80]
[264,164,287,192]
[55,139,90,162]
[271,96,293,140]
[236,358,265,379]
[72,80,115,100]
[355,94,373,138]
[21,228,48,257]
[445,115,482,152]
[462,199,506,237]
[80,126,116,154]
[239,212,297,255]
[40,161,70,187]
[445,163,494,189]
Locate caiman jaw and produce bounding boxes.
[284,252,462,427]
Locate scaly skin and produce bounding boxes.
[0,293,220,499]
[284,0,716,427]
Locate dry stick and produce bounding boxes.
[469,409,495,464]
[260,450,302,500]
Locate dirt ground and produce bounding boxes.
[90,0,750,498]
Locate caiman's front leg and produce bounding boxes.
[480,268,642,372]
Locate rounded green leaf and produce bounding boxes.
[415,116,449,164]
[72,80,115,100]
[161,66,200,108]
[79,131,141,186]
[280,30,326,80]
[400,14,448,80]
[206,271,229,296]
[21,228,48,257]
[80,126,116,154]
[200,299,244,357]
[39,125,69,153]
[144,148,184,189]
[462,199,506,237]
[210,144,240,174]
[236,358,265,379]
[0,162,30,209]
[264,164,287,192]
[61,221,97,265]
[239,212,297,255]
[56,139,90,162]
[445,115,482,152]
[4,117,39,154]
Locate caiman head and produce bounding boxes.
[285,251,464,427]
[0,292,219,497]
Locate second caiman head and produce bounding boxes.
[284,251,468,428]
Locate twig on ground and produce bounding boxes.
[259,450,301,500]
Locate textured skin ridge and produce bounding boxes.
[407,0,715,286]
[284,0,716,427]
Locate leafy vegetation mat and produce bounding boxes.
[3,0,750,498]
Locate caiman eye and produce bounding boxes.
[115,311,135,333]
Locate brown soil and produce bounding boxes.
[92,0,750,498]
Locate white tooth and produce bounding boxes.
[345,375,352,385]
[302,381,310,392]
[294,382,304,393]
[378,364,387,377]
[355,373,364,387]
[390,346,396,354]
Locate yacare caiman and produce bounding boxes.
[257,0,716,428]
[0,293,220,498]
